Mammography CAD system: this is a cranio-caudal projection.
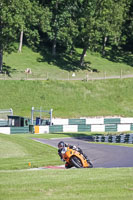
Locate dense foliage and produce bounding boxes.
[0,0,133,71]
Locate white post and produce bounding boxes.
[31,107,34,125]
[50,109,53,126]
[10,108,13,116]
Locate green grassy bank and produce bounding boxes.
[2,46,133,80]
[0,79,133,118]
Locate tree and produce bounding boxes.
[0,0,20,72]
[77,0,100,66]
[77,0,130,66]
[0,0,30,71]
[121,0,133,52]
[23,1,51,50]
[16,0,51,52]
[57,0,82,54]
[0,0,50,72]
[96,0,129,55]
[39,0,80,56]
[46,0,75,56]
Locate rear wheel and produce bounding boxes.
[71,156,83,168]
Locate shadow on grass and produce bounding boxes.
[38,46,133,73]
[104,48,133,67]
[2,63,17,77]
[37,47,93,72]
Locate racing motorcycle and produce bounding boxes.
[61,146,93,168]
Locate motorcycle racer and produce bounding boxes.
[58,141,89,168]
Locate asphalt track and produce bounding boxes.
[33,137,133,168]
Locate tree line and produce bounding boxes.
[0,0,133,72]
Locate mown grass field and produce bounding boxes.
[0,133,133,200]
[0,133,63,170]
[0,78,133,118]
[1,168,133,200]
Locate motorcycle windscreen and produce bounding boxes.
[61,147,67,154]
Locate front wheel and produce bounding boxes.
[71,156,83,168]
[87,161,93,168]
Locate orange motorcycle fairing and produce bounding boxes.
[61,147,91,168]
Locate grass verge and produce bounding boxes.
[0,168,133,200]
[0,133,63,170]
[1,79,133,117]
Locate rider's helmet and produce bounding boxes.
[58,141,65,149]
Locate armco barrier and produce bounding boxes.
[1,117,133,134]
[53,117,133,125]
[105,124,117,132]
[10,127,29,134]
[69,119,86,125]
[63,125,78,132]
[104,118,120,124]
[0,127,10,134]
[33,124,133,134]
[78,124,91,132]
[0,120,8,126]
[130,124,133,131]
[49,125,63,133]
